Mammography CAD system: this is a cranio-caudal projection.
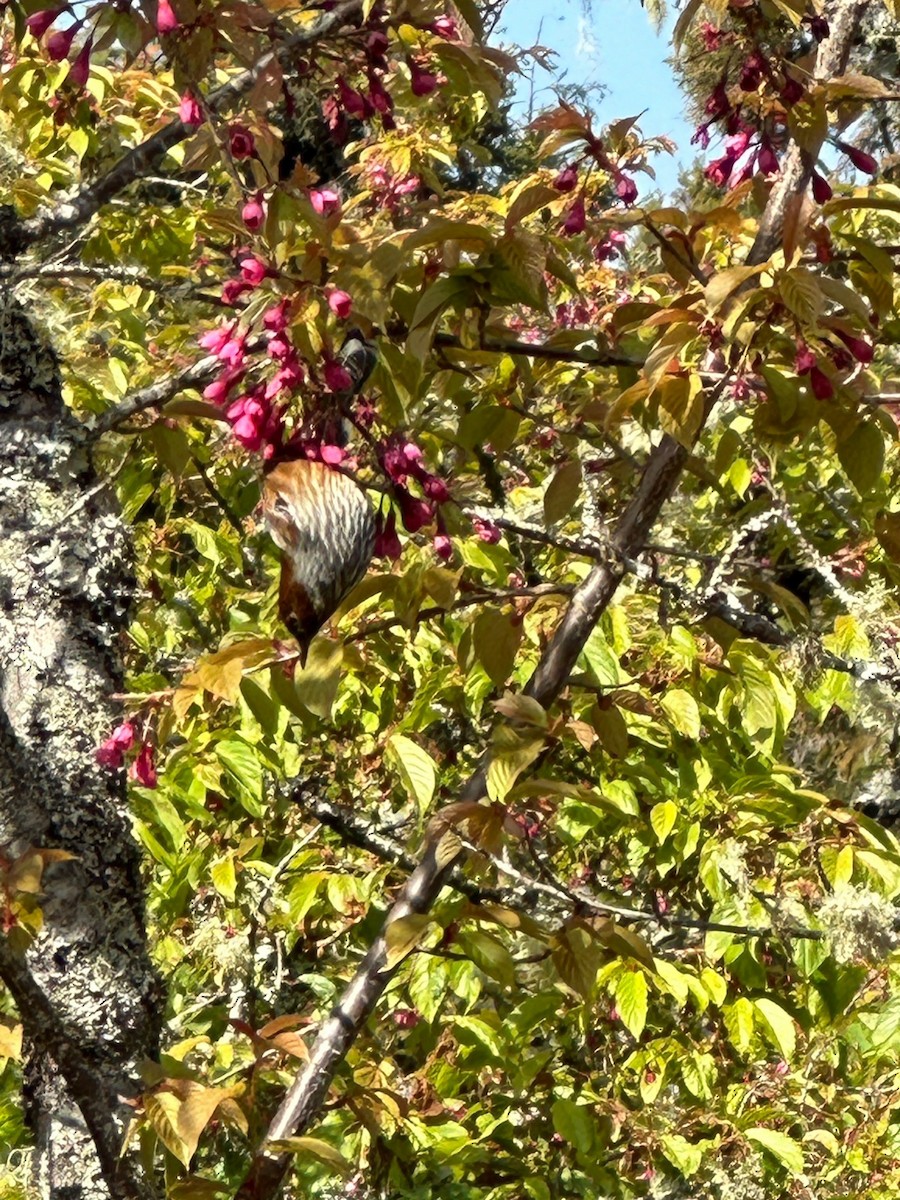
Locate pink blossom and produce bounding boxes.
[615,174,638,205]
[368,72,393,116]
[812,170,833,204]
[337,77,369,119]
[429,14,458,38]
[837,141,878,175]
[423,475,450,503]
[179,91,202,126]
[229,125,256,160]
[757,141,779,176]
[218,333,247,368]
[156,0,178,33]
[705,154,735,188]
[393,1007,420,1027]
[562,196,586,235]
[410,60,439,96]
[397,489,434,532]
[309,187,341,217]
[239,256,268,287]
[320,444,345,465]
[834,329,874,364]
[262,301,289,333]
[700,21,723,50]
[203,369,244,404]
[553,164,579,192]
[221,279,251,306]
[327,289,353,319]
[241,193,265,230]
[473,517,501,543]
[267,333,293,363]
[366,30,389,61]
[46,23,77,60]
[725,129,752,157]
[199,323,235,354]
[739,50,767,91]
[809,365,834,400]
[324,359,353,393]
[26,7,62,38]
[264,359,304,399]
[129,743,158,788]
[794,344,817,375]
[433,531,452,561]
[95,721,136,770]
[374,510,402,559]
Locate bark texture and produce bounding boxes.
[0,298,159,1199]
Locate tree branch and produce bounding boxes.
[10,0,363,254]
[0,935,157,1200]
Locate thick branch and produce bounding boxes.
[0,936,156,1200]
[12,0,363,253]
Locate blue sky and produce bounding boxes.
[500,0,698,197]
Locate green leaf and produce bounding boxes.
[838,420,885,494]
[745,1127,804,1175]
[660,689,701,738]
[551,1098,597,1154]
[387,734,437,815]
[215,738,264,817]
[473,609,522,687]
[754,998,796,1060]
[615,969,648,1037]
[294,638,343,720]
[456,930,516,987]
[650,800,678,843]
[543,459,582,525]
[266,1137,353,1177]
[210,856,237,903]
[724,996,755,1053]
[660,1133,704,1176]
[384,914,436,968]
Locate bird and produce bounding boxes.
[261,459,375,665]
[260,327,378,663]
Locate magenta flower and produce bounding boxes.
[95,721,136,770]
[129,743,158,788]
[320,444,346,465]
[229,125,256,159]
[837,141,878,175]
[156,0,178,33]
[366,30,389,61]
[757,141,779,176]
[203,369,244,404]
[46,23,78,60]
[397,489,434,532]
[834,329,874,364]
[26,7,62,38]
[324,359,353,393]
[266,333,293,363]
[780,76,804,106]
[221,279,252,306]
[241,193,265,230]
[809,366,834,400]
[262,301,289,333]
[794,344,817,374]
[179,91,202,126]
[616,174,638,205]
[67,37,92,86]
[473,517,501,543]
[218,333,247,368]
[553,164,579,193]
[309,187,341,217]
[239,256,268,287]
[374,510,402,559]
[562,196,586,235]
[199,323,235,354]
[409,60,439,96]
[327,289,353,319]
[812,171,833,203]
[337,77,369,119]
[429,14,458,38]
[423,475,450,503]
[433,531,452,561]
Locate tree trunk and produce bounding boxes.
[0,299,159,1199]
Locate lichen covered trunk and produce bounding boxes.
[0,300,159,1199]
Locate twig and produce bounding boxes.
[91,354,225,435]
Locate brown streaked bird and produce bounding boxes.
[261,459,376,664]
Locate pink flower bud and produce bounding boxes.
[397,489,434,532]
[366,30,389,60]
[834,329,874,364]
[562,196,586,235]
[409,60,439,96]
[812,170,833,204]
[794,343,816,374]
[324,360,353,393]
[757,141,779,176]
[616,174,638,204]
[423,475,450,503]
[553,164,578,192]
[239,256,268,286]
[780,76,804,106]
[809,365,834,400]
[262,301,289,333]
[241,193,265,230]
[67,37,92,87]
[26,7,62,38]
[179,91,202,126]
[45,23,77,60]
[337,77,369,119]
[473,517,501,543]
[327,288,353,319]
[433,531,452,561]
[221,279,251,306]
[229,125,255,160]
[203,369,244,404]
[374,510,402,559]
[429,14,458,38]
[837,141,878,175]
[156,0,178,33]
[198,323,234,354]
[309,187,341,217]
[129,742,158,788]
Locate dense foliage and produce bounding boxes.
[3,0,900,1197]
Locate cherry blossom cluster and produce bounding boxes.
[95,720,157,787]
[551,138,640,236]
